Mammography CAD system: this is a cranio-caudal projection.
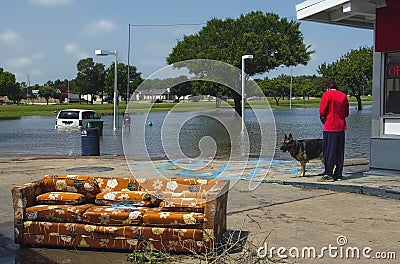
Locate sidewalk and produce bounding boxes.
[0,154,399,263]
[126,156,400,199]
[264,157,400,200]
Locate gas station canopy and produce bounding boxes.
[296,0,387,29]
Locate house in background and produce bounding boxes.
[132,88,179,102]
[59,88,80,103]
[296,0,400,171]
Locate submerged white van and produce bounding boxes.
[55,109,101,130]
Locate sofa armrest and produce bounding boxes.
[11,179,44,243]
[203,180,230,244]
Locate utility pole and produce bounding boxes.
[27,74,30,105]
[127,24,131,103]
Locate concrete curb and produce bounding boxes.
[264,180,400,200]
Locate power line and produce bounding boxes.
[129,22,206,27]
[126,22,205,101]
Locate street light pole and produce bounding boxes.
[127,24,131,103]
[27,74,30,105]
[67,80,70,105]
[289,66,293,110]
[241,54,253,135]
[95,49,118,130]
[114,51,118,130]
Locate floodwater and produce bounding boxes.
[0,106,371,159]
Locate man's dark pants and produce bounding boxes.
[323,131,345,179]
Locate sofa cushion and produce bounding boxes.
[95,177,142,192]
[142,208,204,227]
[139,179,210,193]
[160,198,206,212]
[42,174,100,200]
[36,192,86,205]
[82,205,143,225]
[159,191,207,199]
[25,204,93,222]
[95,191,156,206]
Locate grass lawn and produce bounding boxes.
[266,96,372,109]
[0,96,372,118]
[0,103,122,118]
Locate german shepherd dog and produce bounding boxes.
[280,134,325,177]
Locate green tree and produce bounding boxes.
[28,84,40,104]
[192,80,226,99]
[67,79,78,99]
[294,75,324,99]
[38,84,56,105]
[52,79,70,104]
[259,75,290,106]
[318,46,373,110]
[169,76,192,100]
[0,68,20,102]
[127,65,142,101]
[166,11,313,115]
[76,58,105,104]
[105,63,142,103]
[7,83,25,103]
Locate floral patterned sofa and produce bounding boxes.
[11,174,229,253]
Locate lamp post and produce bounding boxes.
[95,49,118,130]
[127,24,132,103]
[241,54,253,134]
[67,80,70,105]
[289,66,293,110]
[27,74,30,105]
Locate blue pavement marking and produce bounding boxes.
[247,164,271,180]
[157,160,175,171]
[209,161,230,178]
[155,159,275,180]
[156,160,221,179]
[172,159,209,173]
[125,159,309,180]
[271,159,294,164]
[290,167,300,174]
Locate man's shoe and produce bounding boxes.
[334,176,343,181]
[319,175,334,182]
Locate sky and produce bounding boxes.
[0,0,373,85]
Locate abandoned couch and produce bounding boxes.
[11,174,229,253]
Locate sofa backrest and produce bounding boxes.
[41,175,228,203]
[94,177,143,192]
[135,178,227,198]
[42,174,101,200]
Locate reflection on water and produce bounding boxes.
[179,115,232,158]
[0,106,371,159]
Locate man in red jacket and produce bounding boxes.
[319,81,349,181]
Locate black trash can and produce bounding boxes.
[86,120,104,136]
[81,128,100,156]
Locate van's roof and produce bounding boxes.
[59,109,96,112]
